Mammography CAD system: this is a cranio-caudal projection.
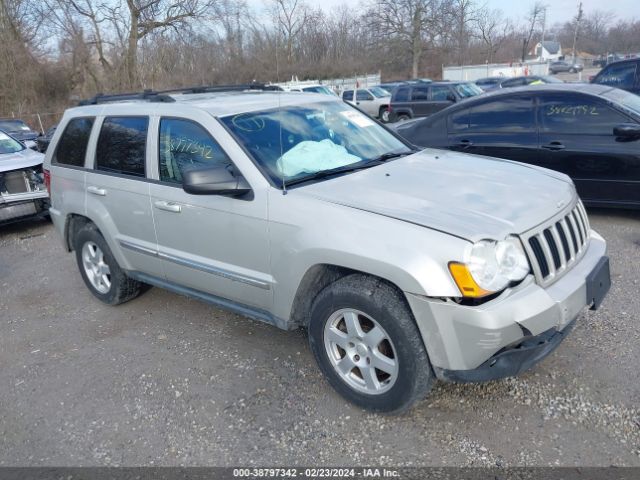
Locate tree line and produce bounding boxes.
[1,0,639,121]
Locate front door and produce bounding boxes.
[537,93,640,205]
[149,115,272,310]
[355,90,376,116]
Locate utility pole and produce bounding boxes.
[571,2,583,63]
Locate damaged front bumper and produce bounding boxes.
[406,230,609,382]
[0,169,49,224]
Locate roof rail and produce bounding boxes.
[78,89,175,106]
[77,83,283,106]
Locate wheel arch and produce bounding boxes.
[289,264,410,327]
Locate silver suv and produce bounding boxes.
[44,85,611,413]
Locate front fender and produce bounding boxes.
[268,189,467,322]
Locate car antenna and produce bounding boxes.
[276,30,287,195]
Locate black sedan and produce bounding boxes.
[394,84,640,208]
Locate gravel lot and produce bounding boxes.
[0,208,638,467]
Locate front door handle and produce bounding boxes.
[87,186,106,196]
[154,201,182,213]
[542,141,566,151]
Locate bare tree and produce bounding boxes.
[475,7,512,64]
[521,1,545,62]
[269,0,310,66]
[368,0,440,78]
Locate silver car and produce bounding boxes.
[44,86,610,413]
[0,130,49,224]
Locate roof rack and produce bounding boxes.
[77,83,282,106]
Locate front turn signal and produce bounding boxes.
[448,262,492,298]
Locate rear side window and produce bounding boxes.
[158,118,231,184]
[411,86,429,101]
[393,87,410,102]
[595,62,637,89]
[96,117,148,177]
[468,96,535,132]
[53,117,94,167]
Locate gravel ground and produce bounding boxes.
[0,209,638,467]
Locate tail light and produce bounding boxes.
[44,169,51,193]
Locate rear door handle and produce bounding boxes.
[154,200,182,213]
[87,186,106,196]
[542,141,566,151]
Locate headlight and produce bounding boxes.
[449,237,530,298]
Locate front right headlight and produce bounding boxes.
[449,237,530,298]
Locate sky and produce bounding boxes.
[299,0,639,25]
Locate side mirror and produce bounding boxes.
[446,94,457,102]
[613,123,640,139]
[182,164,252,197]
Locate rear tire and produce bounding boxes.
[74,223,146,305]
[308,274,434,413]
[379,107,390,123]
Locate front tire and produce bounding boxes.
[308,274,434,413]
[74,223,146,305]
[379,107,390,123]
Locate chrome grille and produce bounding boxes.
[523,200,590,287]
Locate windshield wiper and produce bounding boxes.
[368,150,413,163]
[284,160,383,187]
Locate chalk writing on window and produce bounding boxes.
[546,105,599,116]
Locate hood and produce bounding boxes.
[0,147,44,172]
[296,149,576,241]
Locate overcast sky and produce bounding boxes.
[298,0,639,25]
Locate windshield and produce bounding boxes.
[221,101,411,187]
[302,86,336,96]
[370,86,390,98]
[603,88,640,116]
[0,131,25,154]
[0,120,30,132]
[455,83,483,97]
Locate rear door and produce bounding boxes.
[537,93,640,205]
[409,86,430,117]
[447,95,539,164]
[85,116,164,278]
[148,114,272,310]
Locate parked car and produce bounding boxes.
[476,75,563,91]
[36,125,57,153]
[394,84,640,208]
[549,61,584,74]
[284,84,337,96]
[388,81,483,122]
[593,54,623,68]
[44,85,609,413]
[0,130,49,225]
[342,86,391,122]
[591,58,639,95]
[0,118,40,149]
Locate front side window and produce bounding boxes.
[430,85,451,101]
[595,63,637,89]
[221,101,410,186]
[53,117,94,167]
[159,118,231,184]
[468,96,535,132]
[455,83,483,97]
[96,116,148,177]
[0,131,25,154]
[356,90,374,101]
[540,95,630,135]
[342,90,354,101]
